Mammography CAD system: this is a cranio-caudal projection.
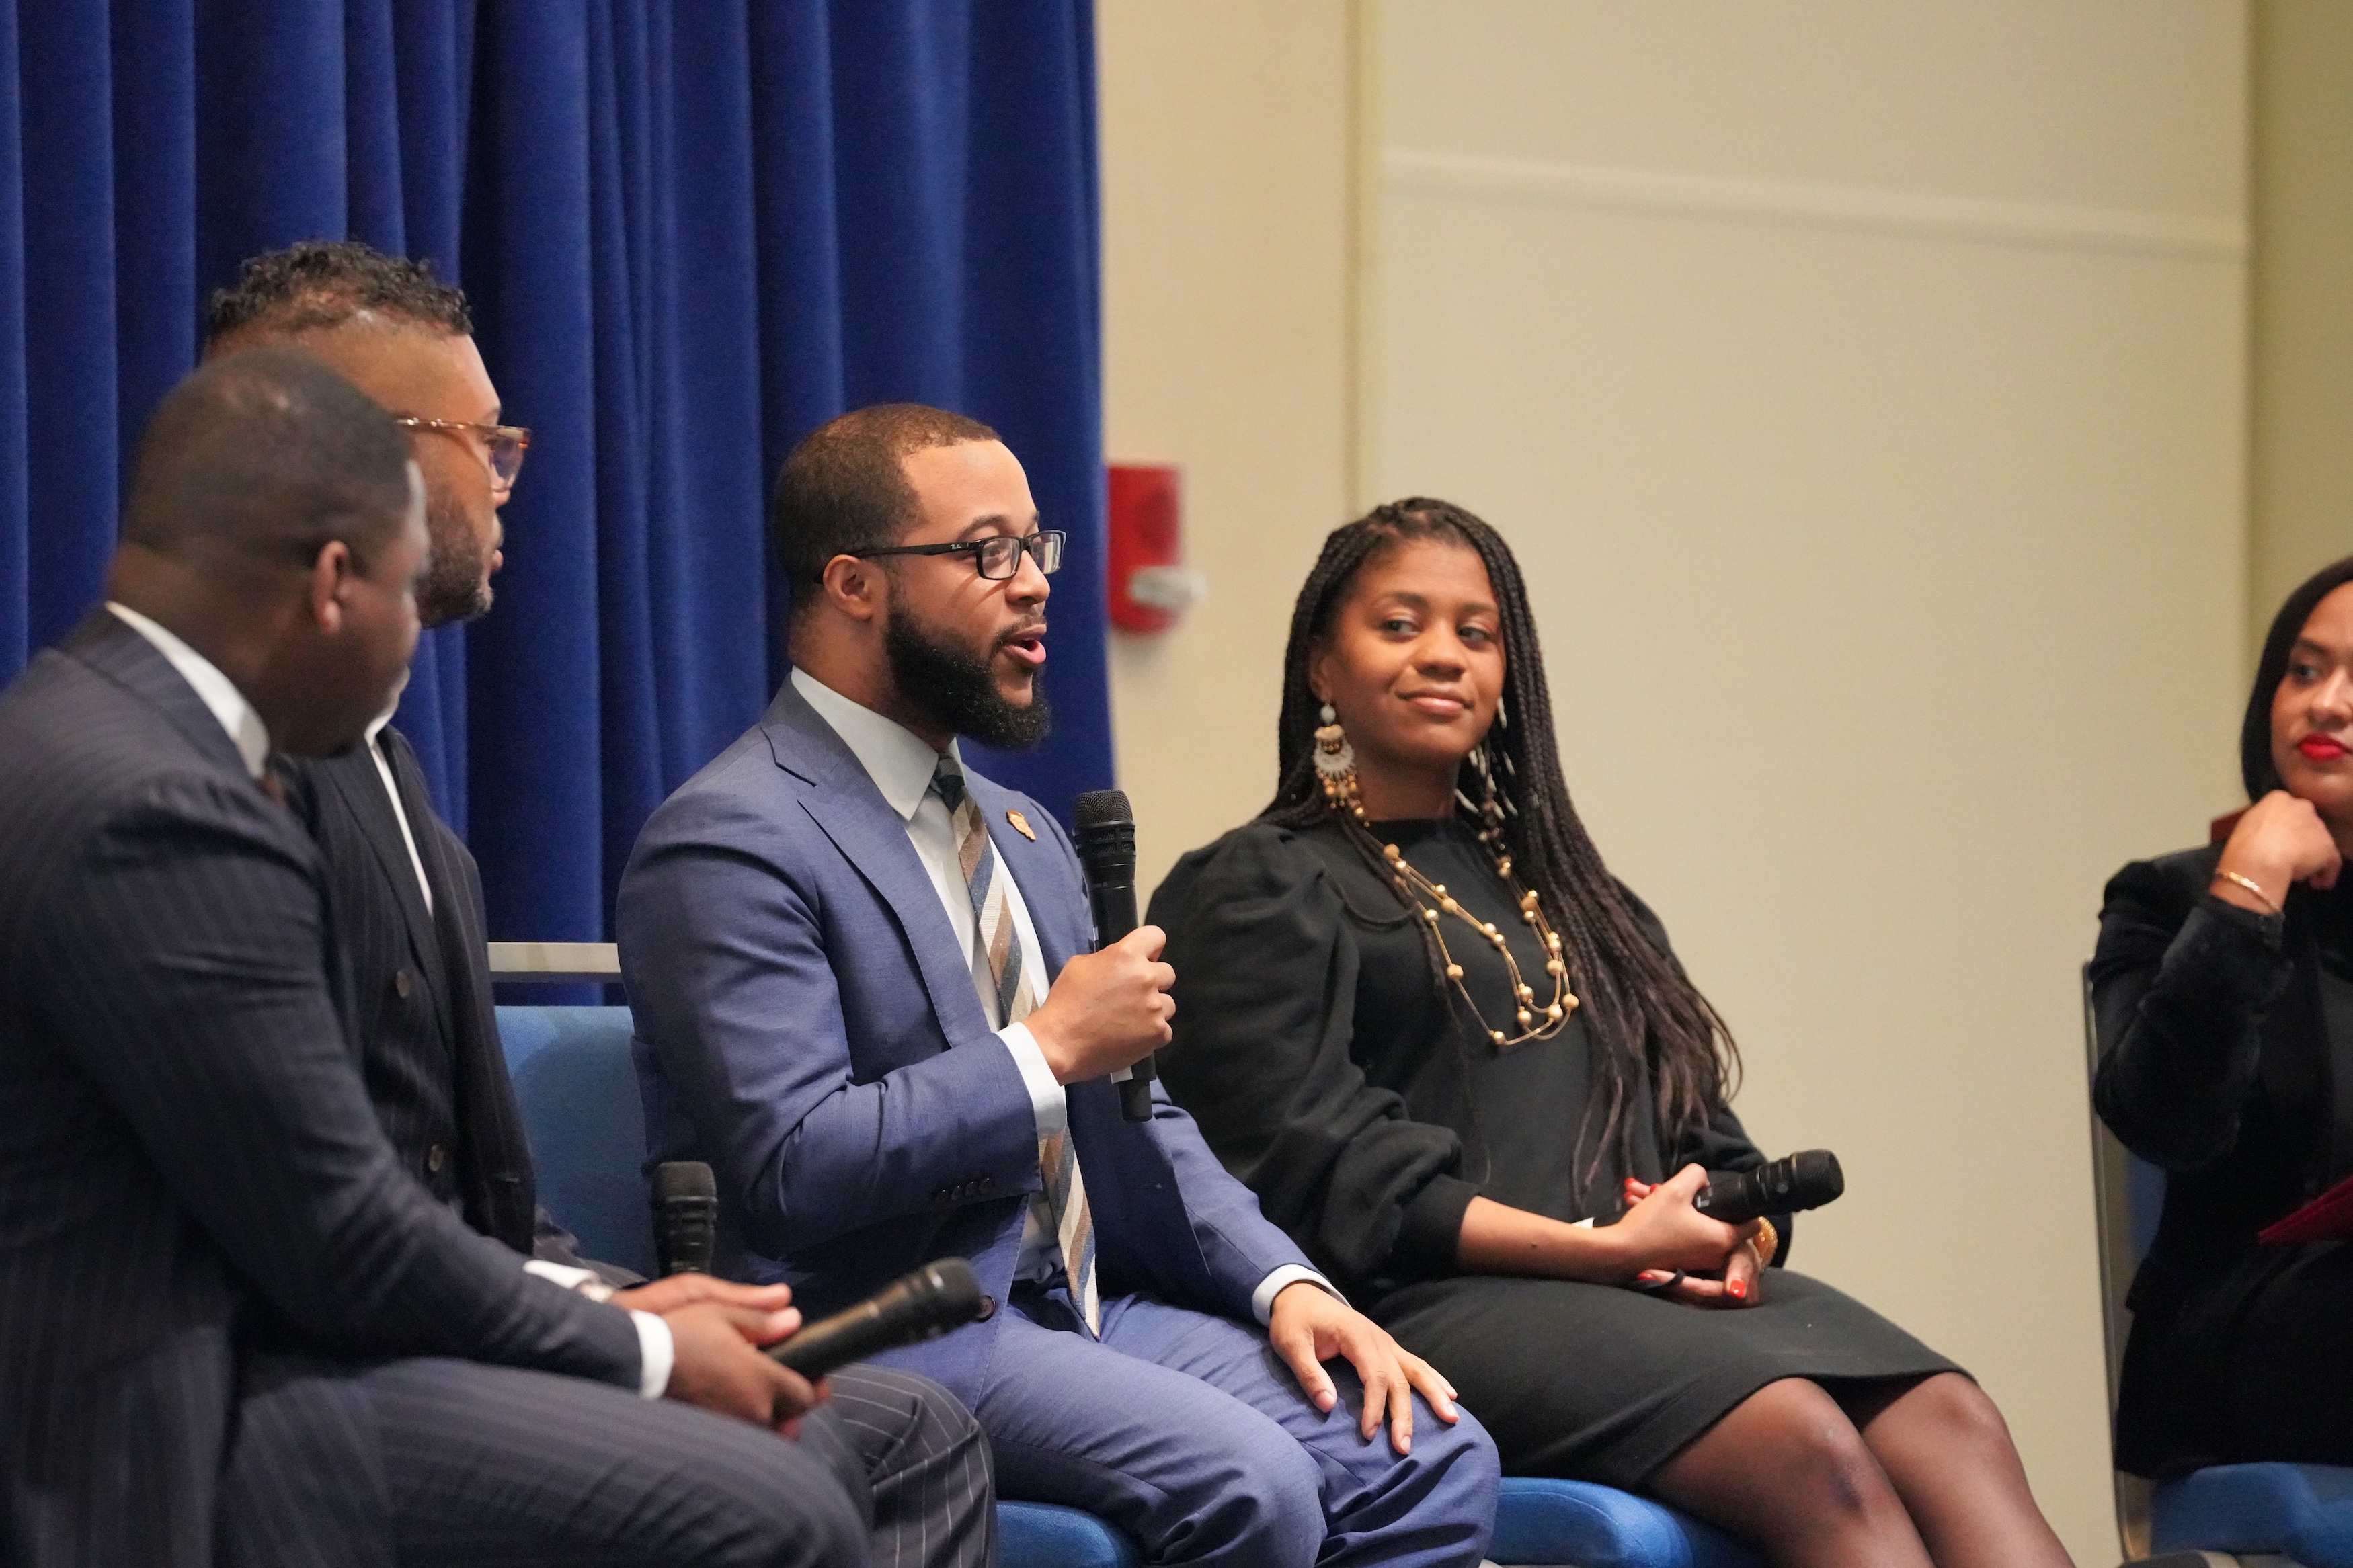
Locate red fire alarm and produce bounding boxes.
[1107,464,1205,634]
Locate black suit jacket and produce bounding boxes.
[2091,842,2329,1473]
[280,733,610,1274]
[0,612,641,1567]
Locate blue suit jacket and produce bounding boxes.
[619,679,1311,1383]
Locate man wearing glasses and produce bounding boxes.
[201,245,994,1568]
[619,403,1501,1567]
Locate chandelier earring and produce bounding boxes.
[1313,702,1366,822]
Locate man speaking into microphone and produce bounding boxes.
[621,404,1500,1567]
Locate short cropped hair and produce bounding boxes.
[122,347,415,572]
[770,403,998,593]
[203,239,471,354]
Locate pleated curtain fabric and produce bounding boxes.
[0,0,1111,960]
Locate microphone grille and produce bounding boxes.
[1072,788,1133,831]
[652,1161,717,1202]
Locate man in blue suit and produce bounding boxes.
[621,404,1499,1566]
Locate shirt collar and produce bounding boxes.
[106,602,272,780]
[366,669,411,748]
[789,665,960,822]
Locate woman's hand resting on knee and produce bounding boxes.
[1621,1171,1765,1307]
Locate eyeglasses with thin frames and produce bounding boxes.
[850,529,1064,581]
[393,417,532,489]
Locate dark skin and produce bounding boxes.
[227,315,510,629]
[791,436,1462,1452]
[1310,537,2072,1567]
[106,476,823,1432]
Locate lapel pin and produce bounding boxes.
[1006,809,1037,842]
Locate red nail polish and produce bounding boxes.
[1728,1280,1746,1300]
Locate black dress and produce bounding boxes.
[1150,817,1957,1487]
[2093,843,2353,1475]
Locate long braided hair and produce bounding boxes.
[1261,499,1740,1194]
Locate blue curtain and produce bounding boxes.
[0,0,1110,948]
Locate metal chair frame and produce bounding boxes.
[2084,963,2157,1563]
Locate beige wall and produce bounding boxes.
[1369,5,2244,1563]
[2251,0,2353,644]
[1103,4,2256,1563]
[1096,0,1359,888]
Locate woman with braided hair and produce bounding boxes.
[1149,501,2069,1567]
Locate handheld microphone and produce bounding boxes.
[1690,1149,1844,1226]
[1072,788,1155,1122]
[651,1161,719,1276]
[767,1258,988,1378]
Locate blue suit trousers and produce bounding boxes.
[966,1286,1498,1567]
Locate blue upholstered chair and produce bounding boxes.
[494,1001,1763,1567]
[2081,969,2353,1567]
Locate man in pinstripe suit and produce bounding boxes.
[202,242,994,1568]
[0,349,873,1567]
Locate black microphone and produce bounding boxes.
[768,1258,988,1378]
[1691,1149,1845,1225]
[651,1161,719,1276]
[1072,788,1155,1122]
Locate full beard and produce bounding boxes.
[885,611,1052,750]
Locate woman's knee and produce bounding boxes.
[1737,1380,1905,1524]
[1868,1372,2020,1467]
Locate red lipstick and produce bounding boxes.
[2299,735,2349,761]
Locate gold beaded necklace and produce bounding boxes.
[1316,708,1577,1047]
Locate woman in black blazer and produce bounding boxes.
[2094,553,2353,1475]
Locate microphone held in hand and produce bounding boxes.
[1691,1149,1844,1226]
[767,1258,988,1378]
[651,1161,719,1276]
[1073,788,1154,1122]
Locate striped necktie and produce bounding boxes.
[930,757,1099,1335]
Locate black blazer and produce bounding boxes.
[281,732,608,1274]
[0,613,641,1567]
[2091,842,2325,1473]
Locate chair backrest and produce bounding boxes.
[495,1004,658,1279]
[2083,962,2161,1560]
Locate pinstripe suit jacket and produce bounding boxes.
[0,612,643,1568]
[280,736,608,1275]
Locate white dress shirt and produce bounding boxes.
[106,605,672,1397]
[364,676,433,917]
[791,667,1330,1323]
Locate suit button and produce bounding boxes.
[393,968,413,999]
[978,1176,996,1195]
[426,1144,447,1173]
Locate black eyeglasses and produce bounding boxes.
[393,417,532,489]
[852,530,1064,581]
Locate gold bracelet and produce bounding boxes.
[1749,1217,1778,1266]
[2213,868,2283,917]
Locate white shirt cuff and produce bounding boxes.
[1251,1264,1345,1325]
[629,1311,674,1399]
[523,1258,596,1290]
[522,1259,671,1398]
[1000,1021,1067,1136]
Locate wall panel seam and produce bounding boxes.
[1386,149,2248,262]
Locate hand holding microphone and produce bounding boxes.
[1622,1151,1845,1308]
[1072,788,1160,1121]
